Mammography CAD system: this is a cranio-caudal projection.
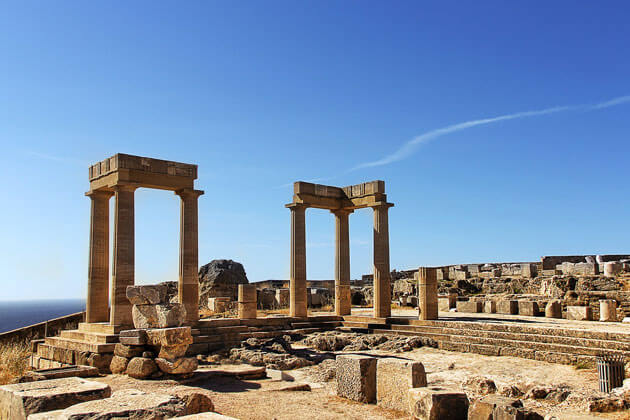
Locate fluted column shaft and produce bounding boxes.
[111,185,136,326]
[289,204,307,317]
[372,203,393,318]
[333,209,352,316]
[86,190,113,323]
[177,189,204,324]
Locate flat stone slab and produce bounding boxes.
[336,354,377,403]
[17,366,99,382]
[178,413,240,419]
[29,389,186,420]
[0,377,110,420]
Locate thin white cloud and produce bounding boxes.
[351,94,630,170]
[25,151,89,166]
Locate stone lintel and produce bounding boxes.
[288,180,390,210]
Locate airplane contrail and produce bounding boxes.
[351,95,630,171]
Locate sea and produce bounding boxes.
[0,299,86,334]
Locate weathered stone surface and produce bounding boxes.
[0,377,111,420]
[208,297,231,313]
[155,357,198,374]
[86,353,113,374]
[469,395,523,420]
[456,300,482,313]
[567,306,592,321]
[132,303,186,329]
[518,301,539,317]
[126,357,158,379]
[199,259,249,303]
[484,301,497,314]
[599,300,617,322]
[408,387,469,420]
[109,355,129,374]
[146,326,193,346]
[497,300,518,315]
[336,355,377,403]
[29,389,187,420]
[158,344,189,360]
[376,358,426,411]
[17,366,99,383]
[173,390,214,415]
[114,343,145,358]
[178,413,239,419]
[119,329,147,346]
[462,376,497,395]
[545,300,562,318]
[126,284,167,305]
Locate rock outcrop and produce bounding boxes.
[199,259,249,303]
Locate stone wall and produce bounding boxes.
[0,312,85,345]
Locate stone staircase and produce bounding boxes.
[338,315,630,365]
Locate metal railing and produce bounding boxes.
[597,354,625,393]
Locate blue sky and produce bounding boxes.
[1,1,629,300]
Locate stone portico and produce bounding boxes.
[86,154,204,328]
[286,181,394,318]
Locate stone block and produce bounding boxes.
[0,377,111,420]
[484,301,497,314]
[545,300,562,318]
[376,358,426,411]
[336,355,377,403]
[521,263,538,278]
[238,302,257,319]
[145,327,193,346]
[454,271,469,281]
[208,297,231,313]
[86,353,113,374]
[238,284,256,303]
[599,300,617,322]
[132,303,186,329]
[456,300,482,313]
[497,300,518,315]
[438,297,450,312]
[119,329,147,346]
[155,357,198,374]
[126,285,168,305]
[567,306,592,321]
[276,288,290,307]
[518,301,539,317]
[28,389,187,420]
[469,395,531,420]
[109,356,129,374]
[126,357,158,379]
[114,343,145,358]
[408,386,469,420]
[157,344,189,360]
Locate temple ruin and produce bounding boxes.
[85,154,204,327]
[285,181,394,318]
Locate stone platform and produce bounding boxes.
[340,309,630,365]
[32,316,342,372]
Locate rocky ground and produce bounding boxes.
[83,331,630,419]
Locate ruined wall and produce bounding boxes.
[0,312,85,345]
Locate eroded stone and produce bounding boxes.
[336,354,377,403]
[126,284,168,305]
[126,357,158,379]
[376,358,426,411]
[155,357,198,374]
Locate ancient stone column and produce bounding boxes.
[417,267,438,320]
[176,189,204,325]
[111,185,136,326]
[238,284,257,319]
[600,300,617,322]
[288,204,307,317]
[332,209,352,316]
[371,203,393,318]
[86,190,113,323]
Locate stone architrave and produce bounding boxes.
[418,267,438,320]
[332,209,352,316]
[85,154,203,328]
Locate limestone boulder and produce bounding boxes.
[0,377,111,420]
[126,284,167,305]
[146,326,193,346]
[155,357,198,374]
[199,259,249,304]
[28,389,187,420]
[126,357,158,379]
[157,344,189,360]
[408,387,469,420]
[132,303,186,329]
[109,355,129,374]
[173,390,215,415]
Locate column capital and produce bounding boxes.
[368,201,394,210]
[112,184,139,193]
[85,189,114,199]
[330,208,354,216]
[175,188,204,198]
[285,203,308,211]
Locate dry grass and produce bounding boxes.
[0,339,31,384]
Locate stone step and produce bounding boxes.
[59,330,118,344]
[78,323,123,334]
[198,318,242,328]
[197,325,250,335]
[388,324,630,352]
[290,321,342,329]
[44,337,116,354]
[372,328,629,359]
[342,315,388,324]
